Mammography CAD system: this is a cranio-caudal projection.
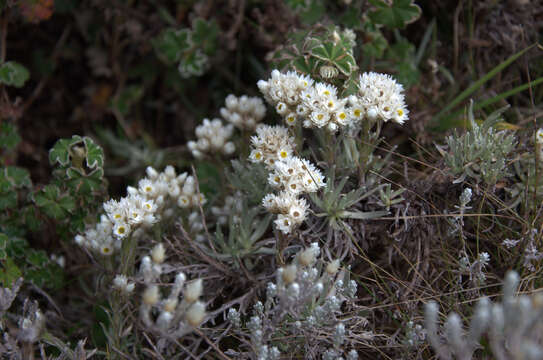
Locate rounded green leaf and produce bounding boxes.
[0,61,30,88]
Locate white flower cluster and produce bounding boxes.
[257,70,313,127]
[356,72,409,124]
[75,166,206,256]
[187,118,235,159]
[140,243,206,332]
[248,124,296,166]
[257,69,409,131]
[220,94,266,131]
[248,124,325,234]
[537,128,543,145]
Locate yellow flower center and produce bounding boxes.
[255,152,262,160]
[339,112,346,119]
[354,109,361,117]
[280,151,288,158]
[397,109,404,116]
[317,114,324,120]
[145,186,152,193]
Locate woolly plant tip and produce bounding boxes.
[184,279,203,303]
[504,270,520,300]
[281,264,297,285]
[142,285,160,306]
[298,243,320,267]
[163,298,178,313]
[186,301,206,327]
[326,259,341,275]
[151,243,166,264]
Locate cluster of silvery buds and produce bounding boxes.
[75,166,206,256]
[227,243,359,359]
[257,69,409,131]
[210,193,243,225]
[425,271,543,360]
[17,299,45,344]
[248,124,325,234]
[187,118,235,159]
[140,243,206,334]
[220,94,266,131]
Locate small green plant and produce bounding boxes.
[439,102,516,186]
[153,18,219,78]
[0,132,106,289]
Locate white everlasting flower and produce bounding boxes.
[188,118,235,158]
[76,166,204,255]
[220,94,266,131]
[268,156,325,195]
[257,70,315,126]
[113,222,130,239]
[275,214,294,234]
[357,72,409,124]
[249,124,296,167]
[536,128,543,145]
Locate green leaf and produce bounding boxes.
[191,18,218,55]
[6,237,28,258]
[0,122,21,150]
[0,61,30,88]
[33,185,72,220]
[0,191,17,210]
[49,136,83,166]
[0,257,22,287]
[27,249,49,267]
[368,0,421,29]
[0,233,6,250]
[153,28,192,64]
[362,31,388,59]
[4,166,32,188]
[66,167,104,194]
[84,137,104,169]
[22,206,41,232]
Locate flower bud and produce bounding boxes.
[142,285,160,306]
[184,279,203,303]
[326,259,341,275]
[186,301,206,327]
[151,243,166,264]
[281,264,297,285]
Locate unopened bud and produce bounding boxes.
[281,264,297,285]
[326,259,341,275]
[184,279,203,303]
[151,243,166,264]
[186,301,206,326]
